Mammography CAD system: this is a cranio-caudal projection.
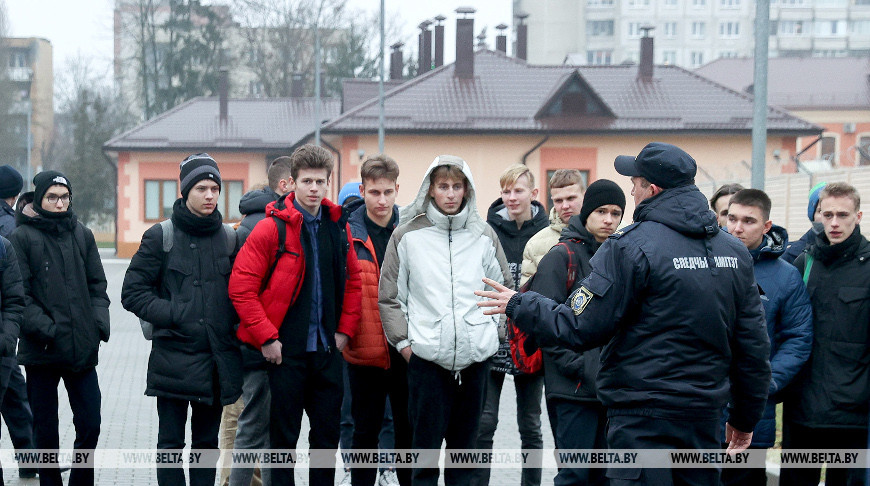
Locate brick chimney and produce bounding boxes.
[515,12,529,61]
[434,15,446,68]
[291,72,304,98]
[390,42,404,80]
[218,67,229,125]
[496,24,508,53]
[455,7,475,79]
[638,26,655,80]
[419,20,433,74]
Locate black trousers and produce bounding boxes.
[1,357,36,473]
[269,351,343,486]
[605,411,721,486]
[718,444,767,486]
[547,398,608,486]
[26,366,101,486]
[407,356,488,486]
[347,346,412,486]
[155,396,222,486]
[781,420,868,486]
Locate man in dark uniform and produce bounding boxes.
[477,142,771,486]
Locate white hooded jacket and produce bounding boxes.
[378,155,512,371]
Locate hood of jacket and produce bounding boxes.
[486,198,548,238]
[399,155,486,235]
[755,224,788,261]
[239,187,279,217]
[633,185,718,239]
[560,214,598,248]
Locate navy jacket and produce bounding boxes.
[508,185,771,432]
[781,227,814,264]
[721,225,813,447]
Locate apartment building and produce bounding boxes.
[515,0,870,68]
[1,37,53,181]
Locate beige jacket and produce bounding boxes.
[519,207,566,286]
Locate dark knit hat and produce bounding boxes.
[579,179,626,225]
[0,165,23,199]
[180,153,222,199]
[33,170,71,208]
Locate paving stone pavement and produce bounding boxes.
[0,251,558,485]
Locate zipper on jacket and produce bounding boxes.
[448,217,459,375]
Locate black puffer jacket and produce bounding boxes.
[510,185,770,432]
[486,198,549,288]
[786,227,870,429]
[529,216,600,402]
[236,187,279,246]
[11,203,110,371]
[121,205,242,406]
[0,237,24,358]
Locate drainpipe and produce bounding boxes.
[521,136,549,164]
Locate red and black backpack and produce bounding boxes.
[507,241,579,374]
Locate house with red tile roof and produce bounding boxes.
[104,94,340,257]
[696,56,870,171]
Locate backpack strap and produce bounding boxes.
[802,253,814,286]
[261,215,288,291]
[159,219,174,253]
[73,224,89,263]
[222,223,237,256]
[556,240,580,294]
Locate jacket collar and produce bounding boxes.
[426,200,470,231]
[267,191,344,225]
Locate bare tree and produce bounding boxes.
[234,0,404,98]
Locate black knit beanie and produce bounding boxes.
[0,165,23,199]
[180,153,222,200]
[33,170,72,208]
[580,179,626,225]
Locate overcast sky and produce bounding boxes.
[5,0,513,78]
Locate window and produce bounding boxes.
[662,50,677,64]
[145,180,177,221]
[692,21,707,38]
[857,0,870,5]
[859,136,870,165]
[664,22,677,37]
[720,0,740,7]
[8,51,27,68]
[718,50,739,58]
[691,51,705,66]
[719,21,740,38]
[773,0,804,4]
[693,0,707,6]
[222,181,244,221]
[779,20,805,35]
[628,22,643,38]
[587,20,615,36]
[587,50,613,65]
[815,20,846,36]
[588,0,615,5]
[820,136,836,164]
[664,0,678,6]
[627,0,651,7]
[852,20,870,34]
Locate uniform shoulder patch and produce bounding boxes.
[609,222,640,239]
[569,286,594,316]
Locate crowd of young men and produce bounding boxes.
[1,140,867,486]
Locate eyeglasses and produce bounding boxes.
[45,194,71,204]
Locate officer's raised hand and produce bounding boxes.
[476,277,516,316]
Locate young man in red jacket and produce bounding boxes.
[342,155,408,486]
[229,144,362,486]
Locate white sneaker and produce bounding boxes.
[377,469,400,486]
[339,468,352,486]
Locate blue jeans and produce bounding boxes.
[473,371,543,486]
[229,368,271,486]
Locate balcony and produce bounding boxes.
[6,67,33,83]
